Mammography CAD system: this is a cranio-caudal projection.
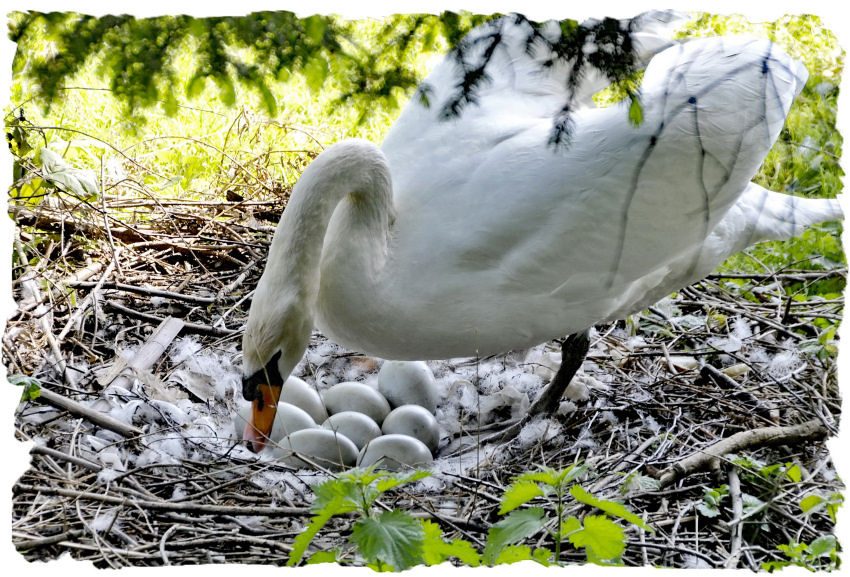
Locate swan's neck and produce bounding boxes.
[242,139,393,380]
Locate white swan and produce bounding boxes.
[239,16,843,450]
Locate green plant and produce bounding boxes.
[10,374,41,402]
[289,463,653,570]
[289,467,438,570]
[762,535,840,572]
[484,463,652,566]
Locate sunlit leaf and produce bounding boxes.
[483,507,546,565]
[350,510,425,571]
[569,515,626,561]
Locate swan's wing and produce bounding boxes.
[366,35,812,353]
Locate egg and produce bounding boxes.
[279,376,329,424]
[357,434,434,471]
[233,402,317,444]
[381,405,441,452]
[272,428,359,472]
[322,412,382,451]
[378,361,439,413]
[322,382,391,425]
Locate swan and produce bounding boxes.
[239,15,843,451]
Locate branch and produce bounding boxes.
[33,386,144,438]
[655,419,829,488]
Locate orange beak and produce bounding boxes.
[243,384,280,452]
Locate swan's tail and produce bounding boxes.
[737,183,843,247]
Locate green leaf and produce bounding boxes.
[560,515,582,538]
[311,477,367,514]
[785,464,802,483]
[807,535,836,558]
[39,148,99,199]
[350,510,425,571]
[306,550,341,565]
[800,494,826,515]
[569,485,651,531]
[376,469,431,493]
[500,480,545,514]
[288,504,338,567]
[483,507,546,565]
[569,515,626,562]
[304,15,326,42]
[628,96,643,126]
[421,520,480,567]
[9,374,41,402]
[494,544,535,565]
[531,547,553,565]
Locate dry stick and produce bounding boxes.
[104,300,238,336]
[98,316,185,389]
[12,261,105,318]
[58,251,121,341]
[14,529,86,551]
[655,419,828,488]
[33,387,143,438]
[29,444,102,473]
[14,484,307,517]
[725,467,744,569]
[71,280,219,305]
[15,234,75,386]
[100,156,124,276]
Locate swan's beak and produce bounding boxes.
[243,384,280,452]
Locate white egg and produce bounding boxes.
[357,434,434,471]
[233,402,317,444]
[279,376,329,424]
[378,360,439,413]
[272,428,359,472]
[381,405,440,452]
[322,412,382,451]
[322,382,391,425]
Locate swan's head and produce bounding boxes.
[240,350,283,452]
[240,294,313,452]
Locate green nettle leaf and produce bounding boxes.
[494,544,536,565]
[560,515,583,538]
[288,505,339,567]
[376,470,431,493]
[483,507,547,565]
[500,480,545,514]
[350,510,425,571]
[421,520,481,567]
[311,477,365,514]
[569,515,626,562]
[569,485,651,531]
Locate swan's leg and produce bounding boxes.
[527,329,591,417]
[481,330,591,445]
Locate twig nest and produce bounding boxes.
[377,360,439,413]
[322,382,391,425]
[357,434,434,471]
[279,376,329,424]
[271,429,358,472]
[381,405,440,452]
[322,411,382,451]
[233,402,317,443]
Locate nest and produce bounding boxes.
[8,158,844,569]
